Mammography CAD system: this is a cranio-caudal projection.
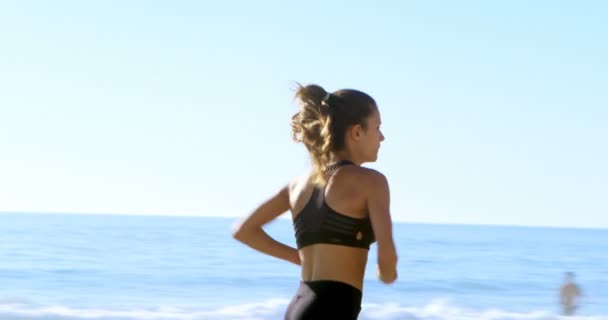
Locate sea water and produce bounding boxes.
[1,213,607,319]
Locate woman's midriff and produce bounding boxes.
[299,244,369,291]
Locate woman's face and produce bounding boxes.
[359,109,385,162]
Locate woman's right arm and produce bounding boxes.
[367,171,398,284]
[232,185,301,266]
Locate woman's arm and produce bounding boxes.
[232,185,301,265]
[366,171,398,284]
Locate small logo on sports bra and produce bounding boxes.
[356,231,363,240]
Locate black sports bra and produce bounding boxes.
[293,160,376,250]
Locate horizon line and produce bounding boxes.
[2,211,606,231]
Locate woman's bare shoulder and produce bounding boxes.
[337,165,387,184]
[288,169,315,194]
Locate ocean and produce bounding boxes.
[1,213,607,320]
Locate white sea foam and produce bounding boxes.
[1,298,606,320]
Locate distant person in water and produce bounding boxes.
[232,83,398,319]
[559,272,582,316]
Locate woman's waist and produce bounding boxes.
[300,279,363,300]
[300,265,367,290]
[299,244,369,290]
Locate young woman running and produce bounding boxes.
[233,83,398,319]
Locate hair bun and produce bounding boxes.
[295,84,327,109]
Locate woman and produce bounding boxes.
[232,83,398,319]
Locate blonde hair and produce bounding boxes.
[291,84,333,185]
[290,83,377,185]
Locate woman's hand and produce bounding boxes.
[377,264,397,284]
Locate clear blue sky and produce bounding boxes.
[1,1,606,228]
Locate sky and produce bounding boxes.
[0,1,606,228]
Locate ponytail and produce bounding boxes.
[291,84,333,185]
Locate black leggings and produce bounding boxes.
[284,280,362,320]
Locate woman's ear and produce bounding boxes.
[350,124,364,141]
